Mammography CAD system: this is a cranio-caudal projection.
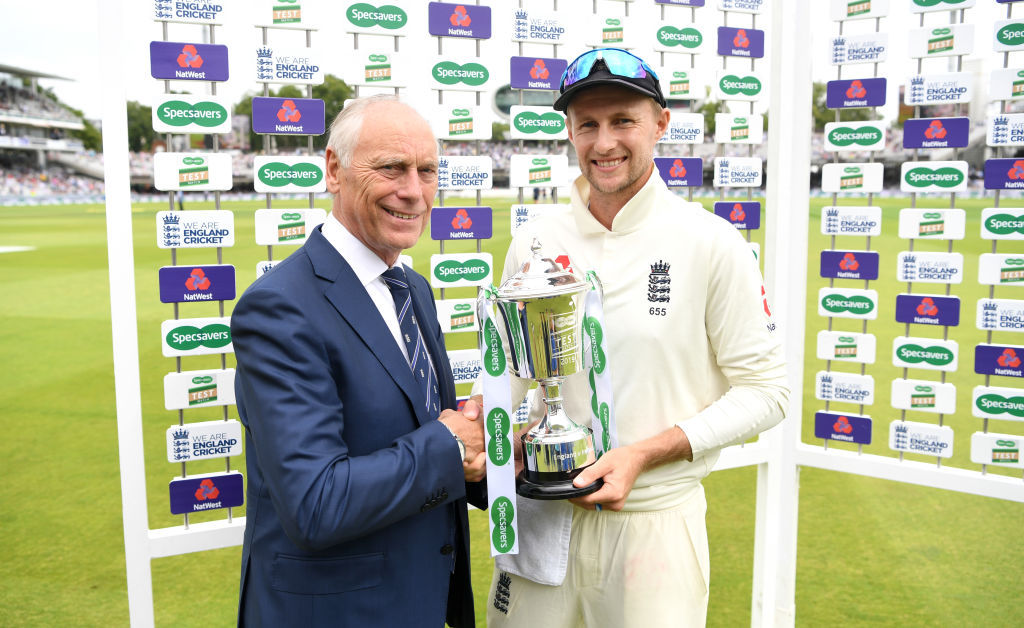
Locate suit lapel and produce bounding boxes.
[306,229,429,423]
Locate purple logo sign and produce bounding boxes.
[814,412,872,445]
[510,56,567,91]
[826,77,886,109]
[717,27,764,58]
[159,265,236,304]
[902,117,969,149]
[714,201,761,229]
[252,97,325,135]
[895,294,960,327]
[430,206,493,240]
[820,250,879,281]
[975,344,1024,378]
[654,157,703,187]
[169,472,243,515]
[984,158,1024,190]
[428,2,491,39]
[150,41,229,82]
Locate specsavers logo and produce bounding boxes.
[482,318,506,376]
[513,111,565,135]
[914,0,969,6]
[432,61,489,86]
[998,23,1024,48]
[166,324,231,351]
[347,3,407,29]
[828,126,882,146]
[904,166,964,188]
[976,393,1024,418]
[258,162,324,187]
[985,214,1024,235]
[433,259,490,282]
[487,407,511,465]
[490,496,515,554]
[158,100,227,127]
[719,74,761,96]
[821,294,875,314]
[896,343,955,366]
[657,26,702,49]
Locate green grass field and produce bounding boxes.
[0,195,1021,626]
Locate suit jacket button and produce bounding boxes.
[440,544,454,555]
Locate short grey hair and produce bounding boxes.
[327,95,430,167]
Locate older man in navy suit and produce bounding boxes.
[231,95,486,627]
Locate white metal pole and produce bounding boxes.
[98,0,155,625]
[754,0,812,625]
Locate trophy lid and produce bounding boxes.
[496,238,589,299]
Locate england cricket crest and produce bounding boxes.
[648,260,671,303]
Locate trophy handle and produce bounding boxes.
[585,270,604,301]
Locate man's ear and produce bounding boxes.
[655,105,671,139]
[324,147,342,195]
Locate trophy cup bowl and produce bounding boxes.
[481,239,603,500]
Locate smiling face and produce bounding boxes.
[325,101,438,266]
[566,85,670,218]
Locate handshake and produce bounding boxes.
[439,394,487,482]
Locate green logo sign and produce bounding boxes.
[490,496,515,554]
[158,100,227,127]
[896,343,954,366]
[719,75,762,96]
[258,162,324,187]
[346,3,407,29]
[513,111,565,135]
[432,61,489,86]
[482,318,506,376]
[976,393,1024,418]
[904,167,964,188]
[821,294,875,315]
[656,26,702,49]
[166,324,231,351]
[583,315,606,374]
[191,375,214,385]
[984,213,1024,235]
[605,18,620,26]
[433,259,490,283]
[486,407,511,465]
[998,23,1024,47]
[828,126,882,147]
[182,156,205,166]
[913,0,968,6]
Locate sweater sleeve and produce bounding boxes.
[674,225,790,457]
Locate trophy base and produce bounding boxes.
[516,472,603,500]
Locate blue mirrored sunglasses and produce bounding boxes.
[560,48,660,90]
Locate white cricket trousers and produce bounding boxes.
[486,488,709,628]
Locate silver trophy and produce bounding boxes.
[479,239,603,500]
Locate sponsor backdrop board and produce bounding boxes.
[254,46,324,84]
[900,161,969,194]
[169,472,244,515]
[430,207,493,241]
[970,432,1024,468]
[892,337,959,372]
[509,155,569,188]
[889,421,954,458]
[823,121,885,152]
[896,252,964,284]
[346,51,409,88]
[510,204,567,234]
[815,371,875,405]
[890,379,957,414]
[254,209,327,246]
[978,254,1024,286]
[981,208,1024,240]
[977,299,1024,332]
[251,97,325,135]
[906,25,974,59]
[821,206,882,236]
[428,2,492,39]
[713,157,762,188]
[436,299,479,334]
[508,107,567,140]
[431,105,493,141]
[158,264,236,303]
[659,67,704,100]
[830,0,889,21]
[972,385,1024,421]
[438,156,493,190]
[509,56,566,91]
[974,343,1024,378]
[166,420,243,463]
[816,330,878,363]
[897,209,966,240]
[894,293,961,327]
[653,24,706,54]
[253,156,327,193]
[163,368,237,410]
[447,349,483,385]
[150,41,229,81]
[343,0,412,35]
[814,411,872,445]
[715,70,766,101]
[659,113,705,144]
[906,72,972,106]
[153,153,233,192]
[818,288,879,320]
[821,163,884,193]
[716,114,764,144]
[830,32,888,65]
[154,1,229,25]
[714,201,761,230]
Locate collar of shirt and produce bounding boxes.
[570,167,665,236]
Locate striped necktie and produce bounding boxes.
[381,265,441,416]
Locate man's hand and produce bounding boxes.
[440,395,486,481]
[569,425,693,511]
[568,446,645,511]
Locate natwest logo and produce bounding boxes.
[177,44,204,68]
[277,100,301,123]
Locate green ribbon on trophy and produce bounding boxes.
[478,285,519,556]
[583,271,618,456]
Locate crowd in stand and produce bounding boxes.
[0,152,103,197]
[0,80,80,125]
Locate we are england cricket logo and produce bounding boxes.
[258,161,323,187]
[346,3,407,29]
[433,60,489,86]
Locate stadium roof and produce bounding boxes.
[0,63,72,81]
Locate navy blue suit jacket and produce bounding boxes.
[231,227,479,627]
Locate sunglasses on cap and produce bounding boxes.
[559,48,660,90]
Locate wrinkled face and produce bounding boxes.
[566,85,669,205]
[326,102,438,265]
